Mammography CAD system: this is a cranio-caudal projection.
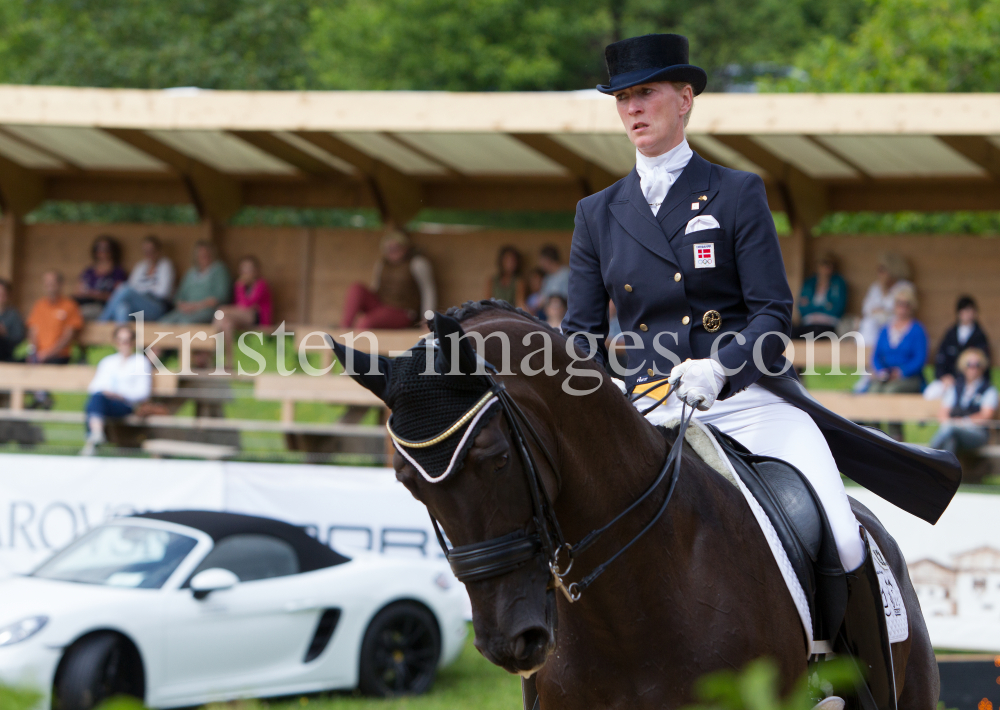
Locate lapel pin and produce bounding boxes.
[690,202,699,210]
[698,195,708,201]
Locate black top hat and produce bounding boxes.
[597,34,707,96]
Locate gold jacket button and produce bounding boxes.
[647,368,655,377]
[674,273,682,282]
[682,316,690,325]
[624,284,633,292]
[639,324,648,331]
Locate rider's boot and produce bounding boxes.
[836,531,897,710]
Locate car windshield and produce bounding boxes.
[32,524,198,589]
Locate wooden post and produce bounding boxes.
[0,213,22,296]
[298,228,314,324]
[280,399,295,424]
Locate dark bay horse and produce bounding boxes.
[335,301,938,708]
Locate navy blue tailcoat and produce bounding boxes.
[563,151,961,524]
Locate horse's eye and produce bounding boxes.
[495,454,509,472]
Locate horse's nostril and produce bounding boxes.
[512,627,549,660]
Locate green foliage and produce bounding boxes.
[0,0,315,89]
[815,211,1000,236]
[767,0,1000,92]
[308,0,610,91]
[683,657,858,710]
[0,684,42,710]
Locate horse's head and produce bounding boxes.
[330,307,562,676]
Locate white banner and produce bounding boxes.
[0,455,225,575]
[0,455,440,578]
[2,453,999,651]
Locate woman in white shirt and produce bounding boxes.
[98,235,175,323]
[81,325,152,455]
[858,252,914,349]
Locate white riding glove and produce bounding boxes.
[667,359,727,411]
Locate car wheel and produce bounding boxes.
[55,633,143,710]
[358,601,441,697]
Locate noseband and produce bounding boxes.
[403,367,693,603]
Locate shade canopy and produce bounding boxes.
[0,86,998,226]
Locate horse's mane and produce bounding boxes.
[444,299,562,338]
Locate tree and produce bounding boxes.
[0,0,315,89]
[767,0,1000,92]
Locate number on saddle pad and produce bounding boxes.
[865,529,908,643]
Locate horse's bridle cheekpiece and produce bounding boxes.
[370,313,692,604]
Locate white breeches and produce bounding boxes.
[637,384,865,571]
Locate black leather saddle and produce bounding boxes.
[706,426,848,644]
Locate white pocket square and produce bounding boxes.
[685,215,720,234]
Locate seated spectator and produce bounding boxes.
[868,284,928,395]
[926,295,992,399]
[27,271,83,365]
[218,256,273,370]
[484,245,525,308]
[929,348,997,454]
[544,294,568,331]
[792,252,847,338]
[74,235,127,320]
[0,279,25,362]
[341,229,436,329]
[160,241,231,324]
[81,325,152,456]
[524,267,547,317]
[99,235,175,323]
[858,252,914,351]
[538,244,570,301]
[27,271,84,409]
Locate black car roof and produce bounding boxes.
[134,510,349,572]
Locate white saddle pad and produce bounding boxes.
[670,419,908,653]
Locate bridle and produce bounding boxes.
[390,364,694,603]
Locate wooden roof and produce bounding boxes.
[0,86,998,225]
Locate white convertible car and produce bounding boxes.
[0,511,468,709]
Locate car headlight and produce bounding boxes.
[0,616,48,647]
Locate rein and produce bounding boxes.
[421,371,694,603]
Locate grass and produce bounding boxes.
[219,628,520,710]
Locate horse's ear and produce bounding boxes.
[325,334,392,401]
[432,312,479,375]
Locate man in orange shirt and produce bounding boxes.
[27,271,83,365]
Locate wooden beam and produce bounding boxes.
[293,132,423,224]
[936,136,1000,179]
[47,174,191,204]
[103,129,242,223]
[712,135,828,226]
[229,130,354,178]
[829,179,1000,211]
[510,134,615,195]
[0,154,45,217]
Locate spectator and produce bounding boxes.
[80,325,152,456]
[341,229,436,329]
[858,252,914,351]
[931,295,992,390]
[525,267,547,317]
[27,271,83,365]
[484,245,525,308]
[74,235,127,320]
[929,347,997,455]
[0,279,25,362]
[99,235,175,323]
[868,284,928,395]
[792,252,848,338]
[544,294,568,331]
[538,244,570,301]
[161,240,231,324]
[218,256,273,370]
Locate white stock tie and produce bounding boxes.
[635,140,694,216]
